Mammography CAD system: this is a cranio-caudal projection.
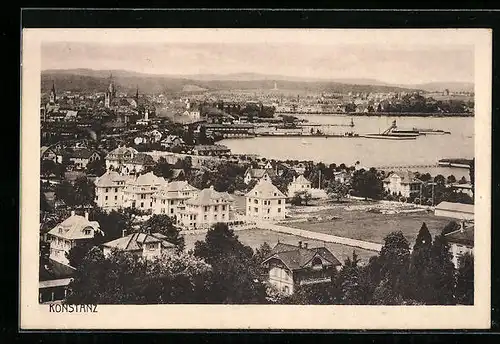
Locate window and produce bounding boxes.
[222,205,226,211]
[284,286,289,294]
[254,207,258,213]
[147,243,156,250]
[141,194,146,199]
[204,206,209,212]
[214,214,218,221]
[105,196,108,201]
[150,202,152,208]
[95,196,99,201]
[248,206,251,211]
[58,228,63,234]
[170,208,174,214]
[171,200,174,205]
[204,215,208,221]
[278,200,282,205]
[84,229,91,235]
[278,208,281,213]
[222,214,225,218]
[214,206,218,211]
[254,199,258,204]
[115,188,118,193]
[140,202,144,208]
[105,188,109,193]
[114,196,118,201]
[267,209,270,214]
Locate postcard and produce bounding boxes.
[20,28,491,330]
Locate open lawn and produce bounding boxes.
[285,208,454,245]
[183,228,377,263]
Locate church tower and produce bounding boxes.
[105,73,115,108]
[135,85,139,107]
[49,81,56,104]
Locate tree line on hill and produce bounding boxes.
[62,222,473,305]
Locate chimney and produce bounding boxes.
[122,229,127,237]
[70,210,75,216]
[84,211,89,220]
[298,241,302,248]
[304,242,308,249]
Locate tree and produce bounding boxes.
[427,233,456,305]
[351,168,384,200]
[54,180,76,207]
[140,214,185,251]
[65,247,212,304]
[193,223,266,304]
[86,158,106,176]
[338,251,372,305]
[458,176,467,184]
[74,177,96,207]
[446,175,457,185]
[407,223,434,303]
[41,159,58,177]
[66,242,95,269]
[290,190,311,206]
[253,242,272,280]
[153,157,174,179]
[327,180,349,202]
[378,231,411,298]
[434,174,446,186]
[456,252,474,305]
[90,208,133,245]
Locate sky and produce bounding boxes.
[41,41,475,85]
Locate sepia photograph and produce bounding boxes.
[20,28,491,330]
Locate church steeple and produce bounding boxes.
[135,85,139,101]
[49,81,56,104]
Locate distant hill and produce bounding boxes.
[404,82,474,93]
[42,68,433,95]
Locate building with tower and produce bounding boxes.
[104,74,116,108]
[49,82,57,104]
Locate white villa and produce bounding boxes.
[122,172,167,212]
[246,178,287,222]
[47,211,101,265]
[178,186,235,229]
[383,171,423,198]
[94,171,129,210]
[287,174,312,197]
[152,181,199,219]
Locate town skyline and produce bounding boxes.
[41,42,475,86]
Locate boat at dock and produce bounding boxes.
[361,120,419,140]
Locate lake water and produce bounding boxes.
[220,114,474,180]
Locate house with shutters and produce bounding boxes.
[46,211,102,265]
[152,181,199,219]
[122,172,167,212]
[243,167,276,185]
[383,170,423,198]
[67,148,101,170]
[178,186,235,229]
[102,231,177,260]
[94,170,130,210]
[245,178,287,222]
[262,242,342,296]
[105,146,139,171]
[287,174,312,197]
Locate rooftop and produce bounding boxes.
[47,214,101,240]
[94,170,129,187]
[435,201,474,214]
[245,178,286,199]
[186,186,234,206]
[263,242,342,271]
[102,232,176,251]
[384,171,422,184]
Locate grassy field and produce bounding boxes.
[286,208,454,245]
[183,228,378,263]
